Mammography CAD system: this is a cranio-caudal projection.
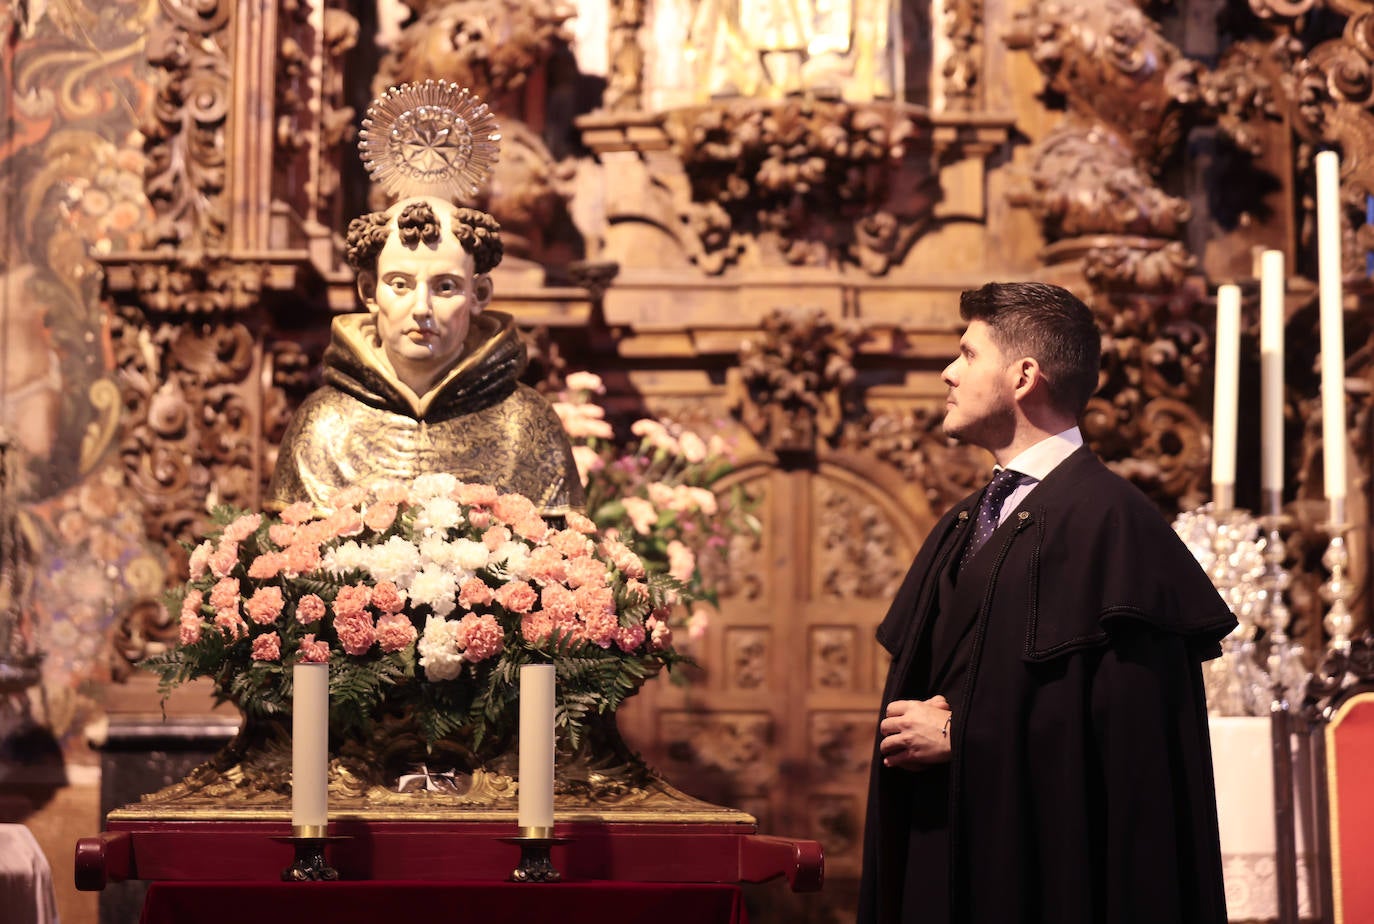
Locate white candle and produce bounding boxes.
[1211,284,1241,507]
[1259,250,1285,499]
[518,663,555,832]
[1316,150,1348,522]
[292,662,330,832]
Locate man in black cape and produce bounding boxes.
[857,282,1235,924]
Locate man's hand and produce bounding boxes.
[878,695,953,770]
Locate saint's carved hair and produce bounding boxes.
[959,281,1102,416]
[344,202,505,276]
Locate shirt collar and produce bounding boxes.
[998,427,1083,483]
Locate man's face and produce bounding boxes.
[368,227,480,387]
[941,319,1017,449]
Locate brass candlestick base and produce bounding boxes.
[502,827,568,883]
[274,828,346,882]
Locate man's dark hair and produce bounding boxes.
[345,201,504,276]
[959,282,1102,416]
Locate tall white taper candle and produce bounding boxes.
[518,663,555,832]
[1212,284,1241,510]
[1259,249,1285,504]
[1315,150,1348,524]
[292,661,329,833]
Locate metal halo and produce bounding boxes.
[358,79,501,201]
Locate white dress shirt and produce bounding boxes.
[994,427,1083,526]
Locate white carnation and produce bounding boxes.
[415,496,464,533]
[420,535,461,570]
[411,473,458,500]
[409,566,459,617]
[488,541,531,578]
[453,538,490,572]
[362,536,423,586]
[321,540,367,575]
[418,615,464,681]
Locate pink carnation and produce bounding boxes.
[251,632,281,662]
[323,507,364,539]
[494,580,538,614]
[209,577,240,611]
[550,529,594,559]
[565,511,598,534]
[245,586,285,625]
[222,513,263,543]
[566,556,611,590]
[188,541,213,579]
[333,584,371,620]
[621,496,658,534]
[363,502,398,532]
[181,590,204,620]
[247,552,286,579]
[296,593,326,624]
[647,616,672,650]
[601,538,646,579]
[468,510,493,529]
[324,485,368,510]
[208,542,239,579]
[526,546,568,585]
[179,614,203,645]
[370,581,405,614]
[615,623,646,653]
[279,501,316,525]
[455,483,499,506]
[268,523,298,547]
[283,542,321,575]
[375,613,418,653]
[455,613,503,662]
[298,634,331,662]
[492,493,538,525]
[540,584,577,624]
[481,525,512,551]
[334,611,377,656]
[667,540,696,583]
[514,516,549,544]
[624,579,650,603]
[214,607,248,641]
[459,577,495,608]
[521,611,555,645]
[372,479,410,504]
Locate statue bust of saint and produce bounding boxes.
[267,195,584,514]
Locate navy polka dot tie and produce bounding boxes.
[961,468,1027,569]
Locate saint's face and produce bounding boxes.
[369,229,479,393]
[941,319,1017,450]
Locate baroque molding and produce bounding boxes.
[941,0,985,111]
[728,308,863,455]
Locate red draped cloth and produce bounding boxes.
[139,880,748,924]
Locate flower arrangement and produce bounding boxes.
[144,473,689,752]
[551,371,758,638]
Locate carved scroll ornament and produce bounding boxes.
[664,99,934,274]
[729,308,864,455]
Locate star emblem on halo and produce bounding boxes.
[359,80,501,201]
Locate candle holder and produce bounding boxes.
[1320,521,1355,656]
[1257,513,1308,707]
[1174,504,1278,715]
[502,826,569,883]
[274,827,346,882]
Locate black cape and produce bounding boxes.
[858,447,1236,924]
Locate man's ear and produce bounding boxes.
[1012,357,1044,401]
[357,271,378,309]
[472,274,493,314]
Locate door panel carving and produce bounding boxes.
[619,454,928,921]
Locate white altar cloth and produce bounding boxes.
[1209,716,1315,921]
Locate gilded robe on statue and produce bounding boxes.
[268,310,584,514]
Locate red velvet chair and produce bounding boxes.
[1276,638,1374,924]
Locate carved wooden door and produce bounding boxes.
[619,453,931,922]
